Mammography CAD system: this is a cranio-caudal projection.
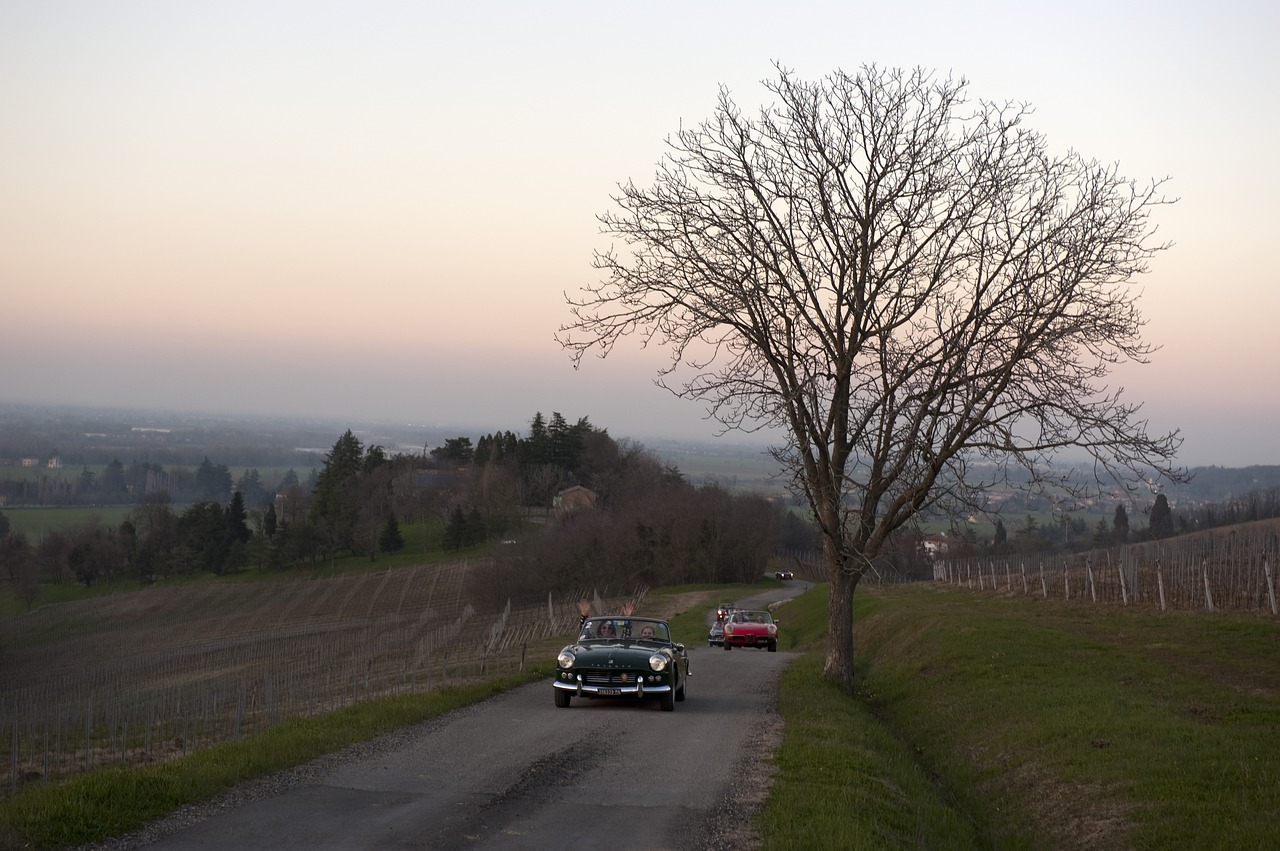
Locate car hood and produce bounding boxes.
[568,640,672,666]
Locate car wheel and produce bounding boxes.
[675,681,686,702]
[554,689,571,708]
[768,641,777,652]
[659,690,675,711]
[723,642,731,651]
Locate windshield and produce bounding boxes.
[579,618,670,642]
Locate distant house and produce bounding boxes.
[554,485,598,514]
[46,456,62,469]
[19,458,38,468]
[922,534,955,559]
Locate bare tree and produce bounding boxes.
[559,64,1184,691]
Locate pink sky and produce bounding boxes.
[2,1,1277,466]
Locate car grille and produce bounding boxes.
[581,669,645,685]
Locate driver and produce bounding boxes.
[597,620,617,638]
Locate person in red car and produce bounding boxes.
[722,610,778,652]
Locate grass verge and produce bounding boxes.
[0,671,546,849]
[760,583,1280,849]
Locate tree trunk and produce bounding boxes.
[823,545,859,693]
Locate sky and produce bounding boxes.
[2,0,1277,467]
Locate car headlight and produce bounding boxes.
[557,650,576,669]
[649,653,668,672]
[767,624,777,635]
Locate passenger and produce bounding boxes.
[639,625,656,639]
[597,620,617,638]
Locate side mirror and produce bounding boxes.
[674,643,685,654]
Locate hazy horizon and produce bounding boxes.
[4,1,1276,469]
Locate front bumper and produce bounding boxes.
[725,633,773,647]
[553,673,673,698]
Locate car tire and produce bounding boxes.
[723,643,732,651]
[675,682,686,702]
[554,689,571,708]
[768,641,777,652]
[659,690,675,711]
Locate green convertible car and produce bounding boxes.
[553,616,690,711]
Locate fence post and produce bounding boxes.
[1039,563,1047,598]
[1020,563,1028,595]
[1202,559,1215,613]
[1087,558,1097,603]
[1265,555,1277,616]
[1156,559,1167,611]
[1117,554,1128,606]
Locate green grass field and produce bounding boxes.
[1,506,136,539]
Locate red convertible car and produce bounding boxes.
[722,609,778,652]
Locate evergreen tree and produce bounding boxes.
[236,469,268,508]
[1092,516,1112,548]
[431,438,474,464]
[363,444,388,473]
[1149,493,1174,539]
[525,412,550,465]
[226,492,251,544]
[178,501,230,573]
[100,459,126,495]
[310,430,364,557]
[473,435,492,466]
[442,506,466,550]
[379,513,405,553]
[466,507,487,546]
[263,503,278,539]
[547,412,575,468]
[1113,504,1130,545]
[195,457,233,502]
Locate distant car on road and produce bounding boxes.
[774,570,795,580]
[553,616,689,711]
[715,602,736,621]
[722,609,779,652]
[708,620,724,646]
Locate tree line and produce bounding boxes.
[0,456,299,508]
[940,484,1280,562]
[0,412,816,608]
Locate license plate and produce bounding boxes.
[598,688,621,696]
